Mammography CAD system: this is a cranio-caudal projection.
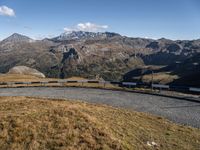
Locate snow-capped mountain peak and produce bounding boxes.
[53,31,120,41]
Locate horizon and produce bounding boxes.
[1,31,200,42]
[0,0,200,40]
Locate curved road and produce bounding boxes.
[0,87,199,128]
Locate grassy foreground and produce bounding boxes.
[0,97,199,150]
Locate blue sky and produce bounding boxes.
[0,0,200,40]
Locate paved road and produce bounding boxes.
[0,87,199,128]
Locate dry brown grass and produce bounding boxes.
[0,97,199,150]
[0,74,87,83]
[0,74,42,82]
[142,72,178,84]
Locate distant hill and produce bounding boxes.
[0,31,200,86]
[1,33,34,43]
[8,66,45,78]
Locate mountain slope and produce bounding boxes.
[0,33,35,52]
[0,31,199,86]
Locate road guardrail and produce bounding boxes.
[0,80,199,94]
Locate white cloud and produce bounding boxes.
[77,22,108,32]
[64,22,108,32]
[63,27,74,32]
[0,5,15,17]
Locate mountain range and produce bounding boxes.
[0,31,200,87]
